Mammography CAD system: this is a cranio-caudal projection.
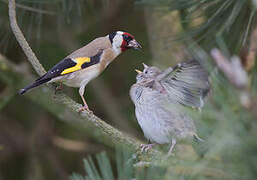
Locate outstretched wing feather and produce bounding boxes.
[160,60,210,108]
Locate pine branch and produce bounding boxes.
[8,0,46,76]
[1,0,55,15]
[210,48,253,109]
[7,0,160,160]
[211,48,248,89]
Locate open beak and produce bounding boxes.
[128,39,142,50]
[135,69,142,74]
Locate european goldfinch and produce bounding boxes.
[19,31,141,111]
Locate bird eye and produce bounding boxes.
[145,70,148,74]
[123,34,132,42]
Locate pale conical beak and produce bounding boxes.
[128,39,142,50]
[135,69,142,74]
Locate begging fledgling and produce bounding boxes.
[130,60,210,155]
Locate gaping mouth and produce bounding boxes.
[128,39,142,50]
[135,69,142,74]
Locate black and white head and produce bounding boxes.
[108,31,141,54]
[135,63,161,83]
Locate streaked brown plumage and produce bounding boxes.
[130,60,209,155]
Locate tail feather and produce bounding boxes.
[19,78,51,95]
[193,134,205,143]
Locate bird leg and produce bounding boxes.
[78,94,92,113]
[78,87,92,113]
[167,138,176,156]
[193,134,204,142]
[54,82,63,94]
[140,143,156,152]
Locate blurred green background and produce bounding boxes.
[0,0,257,180]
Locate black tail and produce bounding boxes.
[19,78,51,95]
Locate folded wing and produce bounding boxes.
[19,51,102,95]
[39,51,103,81]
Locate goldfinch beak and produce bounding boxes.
[135,69,142,74]
[128,39,142,50]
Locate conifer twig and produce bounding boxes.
[211,48,248,89]
[211,48,252,108]
[1,0,55,15]
[8,0,46,76]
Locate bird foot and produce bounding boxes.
[140,144,155,152]
[78,105,92,113]
[54,83,63,94]
[167,138,176,156]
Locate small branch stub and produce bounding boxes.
[211,48,248,89]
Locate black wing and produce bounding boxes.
[36,58,77,81]
[37,50,103,81]
[19,51,102,95]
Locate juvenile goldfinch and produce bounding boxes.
[19,31,141,112]
[130,60,209,155]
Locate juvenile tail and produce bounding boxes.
[19,78,51,95]
[193,133,205,143]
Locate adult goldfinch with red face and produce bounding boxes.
[19,31,141,112]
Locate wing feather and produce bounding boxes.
[61,57,90,75]
[36,58,77,81]
[39,51,103,81]
[160,60,210,108]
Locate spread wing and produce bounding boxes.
[37,51,102,81]
[159,60,210,108]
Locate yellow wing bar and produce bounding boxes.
[61,57,90,75]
